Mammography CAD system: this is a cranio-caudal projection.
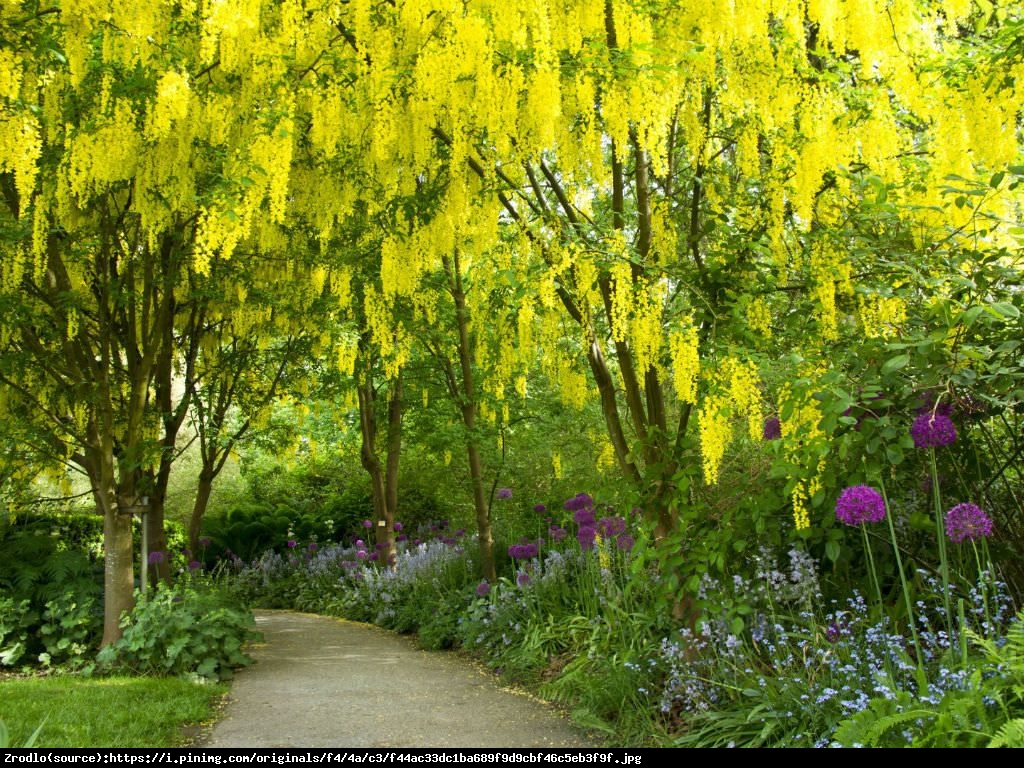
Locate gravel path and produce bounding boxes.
[197,609,602,749]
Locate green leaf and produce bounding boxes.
[987,302,1020,319]
[881,354,910,375]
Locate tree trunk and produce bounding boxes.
[188,469,216,560]
[445,250,496,582]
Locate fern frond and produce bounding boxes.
[988,718,1024,748]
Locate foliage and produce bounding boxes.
[831,605,1024,747]
[0,512,103,670]
[95,583,261,682]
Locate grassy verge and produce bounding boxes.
[0,675,228,748]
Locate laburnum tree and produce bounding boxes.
[0,1,328,643]
[277,0,1022,601]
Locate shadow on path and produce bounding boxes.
[198,610,603,749]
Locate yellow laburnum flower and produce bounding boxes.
[669,320,699,405]
[146,70,191,140]
[698,392,730,485]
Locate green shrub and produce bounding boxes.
[96,584,261,681]
[0,597,36,667]
[38,592,101,669]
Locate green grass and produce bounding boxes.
[0,675,228,747]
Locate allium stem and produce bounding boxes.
[878,475,924,682]
[929,447,953,639]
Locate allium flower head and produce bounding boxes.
[362,519,373,529]
[533,503,547,514]
[476,581,491,597]
[911,412,957,448]
[516,571,531,587]
[835,485,886,526]
[497,487,513,500]
[188,560,201,571]
[563,492,594,511]
[393,522,403,532]
[147,550,165,565]
[762,416,782,441]
[945,503,993,543]
[287,539,297,549]
[577,524,597,551]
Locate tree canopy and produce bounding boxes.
[1,0,1022,637]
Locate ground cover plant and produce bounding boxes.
[0,676,227,748]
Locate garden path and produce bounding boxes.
[196,609,602,749]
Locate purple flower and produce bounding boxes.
[577,524,597,551]
[945,503,993,543]
[911,412,957,448]
[825,622,842,643]
[564,492,594,511]
[356,550,367,560]
[599,516,626,538]
[549,525,567,543]
[616,533,635,552]
[396,534,408,542]
[476,581,491,598]
[393,522,403,532]
[508,541,540,560]
[573,508,596,527]
[497,487,513,500]
[286,539,297,549]
[835,485,886,526]
[147,551,165,565]
[308,542,318,552]
[533,503,547,514]
[762,416,782,440]
[516,571,531,587]
[188,560,202,571]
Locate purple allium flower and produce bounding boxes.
[476,581,491,597]
[910,412,957,448]
[497,487,513,500]
[577,524,597,551]
[516,571,531,587]
[286,539,297,549]
[147,550,165,565]
[396,534,408,543]
[369,552,379,561]
[762,416,782,440]
[198,537,212,548]
[573,508,596,526]
[308,542,318,552]
[393,522,403,532]
[188,560,201,571]
[945,503,993,543]
[825,622,841,643]
[533,503,547,514]
[363,519,374,529]
[599,516,627,538]
[356,550,367,560]
[508,541,540,560]
[564,492,595,511]
[616,533,635,552]
[835,485,886,526]
[549,525,567,543]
